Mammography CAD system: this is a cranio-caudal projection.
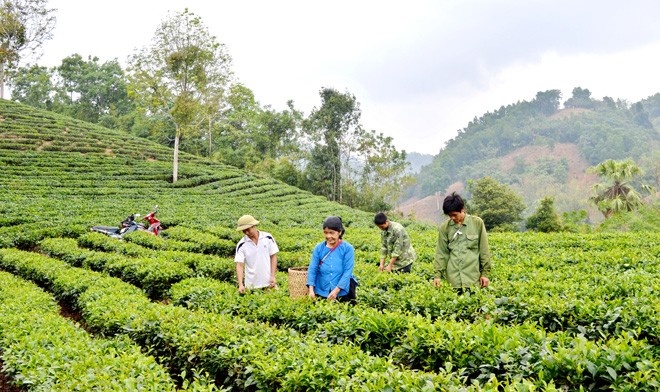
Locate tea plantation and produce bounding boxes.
[1,99,659,391]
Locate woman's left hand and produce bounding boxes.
[327,287,341,301]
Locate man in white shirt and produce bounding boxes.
[234,215,279,293]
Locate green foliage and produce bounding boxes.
[561,209,591,233]
[302,87,412,210]
[0,248,464,390]
[252,156,305,188]
[596,200,660,232]
[213,85,303,171]
[127,9,232,182]
[3,99,660,390]
[337,132,413,212]
[410,88,660,219]
[11,55,406,209]
[639,149,660,189]
[534,89,562,115]
[526,197,563,232]
[12,54,135,129]
[0,0,56,96]
[8,64,54,109]
[54,54,134,123]
[467,176,525,231]
[564,86,595,109]
[412,89,568,196]
[589,158,655,218]
[631,101,653,128]
[40,236,194,298]
[530,157,569,182]
[162,226,234,256]
[303,87,361,202]
[0,271,178,390]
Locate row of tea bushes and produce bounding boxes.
[169,277,660,390]
[39,237,193,298]
[76,232,237,281]
[0,248,473,391]
[0,271,184,391]
[38,228,660,349]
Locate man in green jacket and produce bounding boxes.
[375,212,417,273]
[433,193,491,290]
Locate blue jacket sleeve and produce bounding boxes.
[306,244,320,287]
[336,244,354,291]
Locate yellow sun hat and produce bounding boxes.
[236,215,259,231]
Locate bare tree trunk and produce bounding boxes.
[338,162,342,203]
[208,118,212,157]
[334,166,338,202]
[173,131,180,183]
[0,62,5,99]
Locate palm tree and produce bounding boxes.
[588,159,655,218]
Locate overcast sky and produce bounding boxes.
[37,0,660,154]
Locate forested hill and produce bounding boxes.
[405,88,660,217]
[0,99,372,244]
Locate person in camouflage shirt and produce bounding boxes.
[374,212,417,273]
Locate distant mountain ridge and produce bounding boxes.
[401,90,660,223]
[405,152,433,174]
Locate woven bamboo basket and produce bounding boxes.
[288,266,309,299]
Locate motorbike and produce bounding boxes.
[90,206,161,239]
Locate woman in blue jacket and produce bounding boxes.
[307,216,357,304]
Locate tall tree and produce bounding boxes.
[55,54,133,123]
[631,102,652,128]
[564,86,594,109]
[258,101,302,159]
[588,159,655,218]
[0,0,55,98]
[215,83,262,168]
[243,100,304,183]
[526,197,563,232]
[127,9,232,182]
[304,87,361,202]
[640,150,660,189]
[11,55,134,125]
[533,89,561,116]
[8,63,52,109]
[353,130,413,211]
[467,176,525,231]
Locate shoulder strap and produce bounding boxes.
[319,240,342,266]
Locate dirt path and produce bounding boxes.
[0,364,23,392]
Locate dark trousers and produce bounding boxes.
[320,278,357,305]
[455,287,472,295]
[395,263,413,273]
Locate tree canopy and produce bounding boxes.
[300,87,412,210]
[467,176,525,231]
[409,87,660,225]
[526,197,563,232]
[126,9,232,183]
[588,159,655,218]
[303,87,362,202]
[11,55,134,124]
[0,0,55,97]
